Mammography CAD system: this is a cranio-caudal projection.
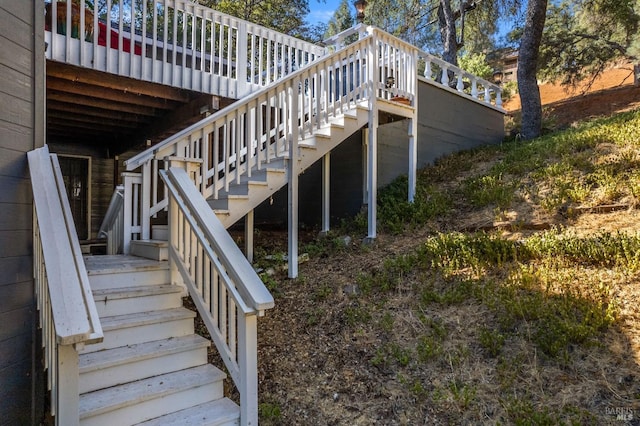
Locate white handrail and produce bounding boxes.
[122,27,429,247]
[97,185,125,254]
[45,0,325,97]
[28,145,103,425]
[162,166,273,425]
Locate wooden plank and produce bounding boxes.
[0,35,31,77]
[0,90,31,128]
[0,332,31,370]
[0,147,29,179]
[0,177,31,204]
[0,10,31,49]
[0,202,31,231]
[0,119,32,152]
[47,61,194,103]
[47,111,141,129]
[0,306,31,342]
[0,230,31,258]
[0,256,32,287]
[0,356,33,426]
[47,90,160,116]
[0,63,32,102]
[47,77,180,110]
[47,100,153,124]
[0,281,33,313]
[0,3,32,23]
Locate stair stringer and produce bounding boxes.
[211,103,370,228]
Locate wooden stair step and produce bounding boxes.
[136,398,240,426]
[93,283,183,317]
[79,335,210,394]
[82,308,196,353]
[79,364,226,426]
[130,240,169,261]
[85,255,169,290]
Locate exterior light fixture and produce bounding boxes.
[354,0,367,23]
[385,75,395,89]
[492,70,503,85]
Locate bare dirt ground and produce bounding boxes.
[198,66,640,425]
[504,63,640,130]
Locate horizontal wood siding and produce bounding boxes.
[0,1,44,424]
[378,80,504,187]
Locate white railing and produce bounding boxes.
[28,145,103,425]
[419,51,503,109]
[161,166,274,426]
[97,185,125,254]
[122,27,422,246]
[323,24,503,109]
[44,0,325,97]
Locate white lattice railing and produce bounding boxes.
[162,166,274,426]
[28,145,103,425]
[44,0,325,97]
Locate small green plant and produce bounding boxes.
[478,327,505,357]
[462,173,517,209]
[259,402,282,420]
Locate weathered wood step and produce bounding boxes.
[79,335,210,394]
[130,240,169,261]
[79,364,226,426]
[136,398,240,426]
[85,255,169,290]
[92,283,183,321]
[82,308,196,353]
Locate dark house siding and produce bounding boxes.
[255,79,505,227]
[0,1,45,424]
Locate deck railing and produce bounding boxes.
[97,185,125,254]
[44,0,325,97]
[418,50,503,109]
[323,24,503,109]
[28,145,103,425]
[123,27,423,247]
[162,166,274,426]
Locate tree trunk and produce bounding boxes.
[518,0,548,140]
[438,0,458,66]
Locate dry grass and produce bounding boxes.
[231,108,640,425]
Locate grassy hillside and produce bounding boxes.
[244,109,640,424]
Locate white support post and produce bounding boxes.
[408,115,418,203]
[238,314,259,426]
[245,210,254,263]
[141,162,152,240]
[367,111,378,241]
[321,153,330,234]
[56,344,80,426]
[362,128,368,204]
[366,39,378,241]
[288,81,299,278]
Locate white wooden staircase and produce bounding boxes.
[209,103,371,227]
[34,3,502,423]
[79,255,239,426]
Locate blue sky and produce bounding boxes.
[307,0,341,25]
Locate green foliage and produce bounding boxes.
[462,173,517,209]
[259,402,282,420]
[478,327,505,357]
[539,0,640,88]
[377,175,452,233]
[458,52,494,80]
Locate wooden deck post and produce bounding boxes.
[366,38,378,241]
